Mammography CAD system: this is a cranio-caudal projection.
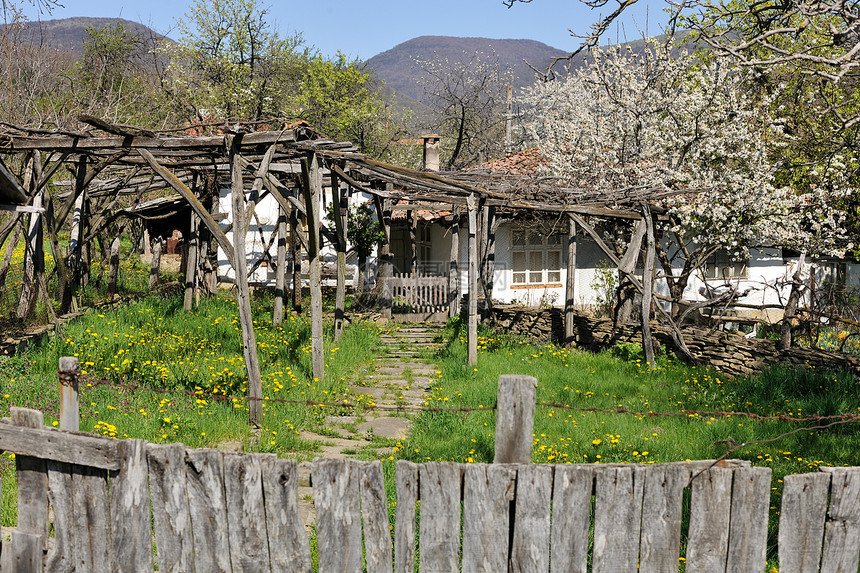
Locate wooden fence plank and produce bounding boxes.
[779,472,830,573]
[72,465,111,572]
[493,375,537,464]
[511,464,552,573]
[462,464,514,573]
[726,467,772,571]
[260,456,312,573]
[686,467,733,572]
[186,448,232,573]
[110,439,153,573]
[592,466,645,573]
[11,408,48,555]
[45,461,75,573]
[0,419,120,469]
[360,461,394,573]
[148,443,194,573]
[312,458,362,573]
[549,465,593,573]
[419,462,462,573]
[11,531,41,573]
[820,468,860,573]
[395,460,418,573]
[639,465,690,573]
[224,452,271,572]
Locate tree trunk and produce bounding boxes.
[780,251,807,350]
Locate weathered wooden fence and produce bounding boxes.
[386,272,449,317]
[1,406,860,572]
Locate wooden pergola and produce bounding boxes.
[0,119,682,425]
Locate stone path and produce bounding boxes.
[293,322,445,527]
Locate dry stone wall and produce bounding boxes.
[486,304,860,379]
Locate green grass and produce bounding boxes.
[0,290,384,526]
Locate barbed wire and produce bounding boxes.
[72,372,860,425]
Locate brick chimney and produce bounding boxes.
[421,134,440,172]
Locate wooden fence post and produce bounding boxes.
[11,408,48,556]
[58,357,80,432]
[493,375,537,464]
[106,236,121,300]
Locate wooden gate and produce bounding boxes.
[385,272,449,321]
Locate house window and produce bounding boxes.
[705,250,748,280]
[512,229,562,285]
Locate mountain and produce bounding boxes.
[16,17,170,53]
[364,36,569,104]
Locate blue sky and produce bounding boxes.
[26,0,668,60]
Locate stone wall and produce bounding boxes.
[486,304,860,379]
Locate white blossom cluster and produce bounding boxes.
[521,41,851,258]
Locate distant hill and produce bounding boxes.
[16,17,170,53]
[364,36,569,104]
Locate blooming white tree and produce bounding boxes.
[521,40,851,315]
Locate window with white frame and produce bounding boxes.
[705,250,748,280]
[511,229,563,285]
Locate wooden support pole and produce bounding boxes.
[301,152,324,383]
[290,197,302,312]
[493,375,537,464]
[59,356,80,431]
[467,194,478,366]
[149,237,162,289]
[448,210,460,319]
[331,171,347,343]
[17,157,41,319]
[273,206,287,326]
[184,213,199,312]
[228,136,264,427]
[565,214,577,346]
[408,210,417,275]
[641,204,656,367]
[616,218,647,324]
[106,235,121,300]
[377,189,394,319]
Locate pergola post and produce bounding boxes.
[273,206,287,326]
[448,210,460,319]
[376,190,393,319]
[183,213,199,311]
[290,195,302,312]
[301,152,324,383]
[565,213,577,346]
[331,170,348,343]
[641,205,656,366]
[228,135,263,426]
[17,157,41,320]
[106,236,121,300]
[467,194,478,366]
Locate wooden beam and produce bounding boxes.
[0,203,43,214]
[137,148,235,262]
[301,152,325,383]
[467,193,478,366]
[0,417,120,470]
[227,136,264,427]
[3,129,297,152]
